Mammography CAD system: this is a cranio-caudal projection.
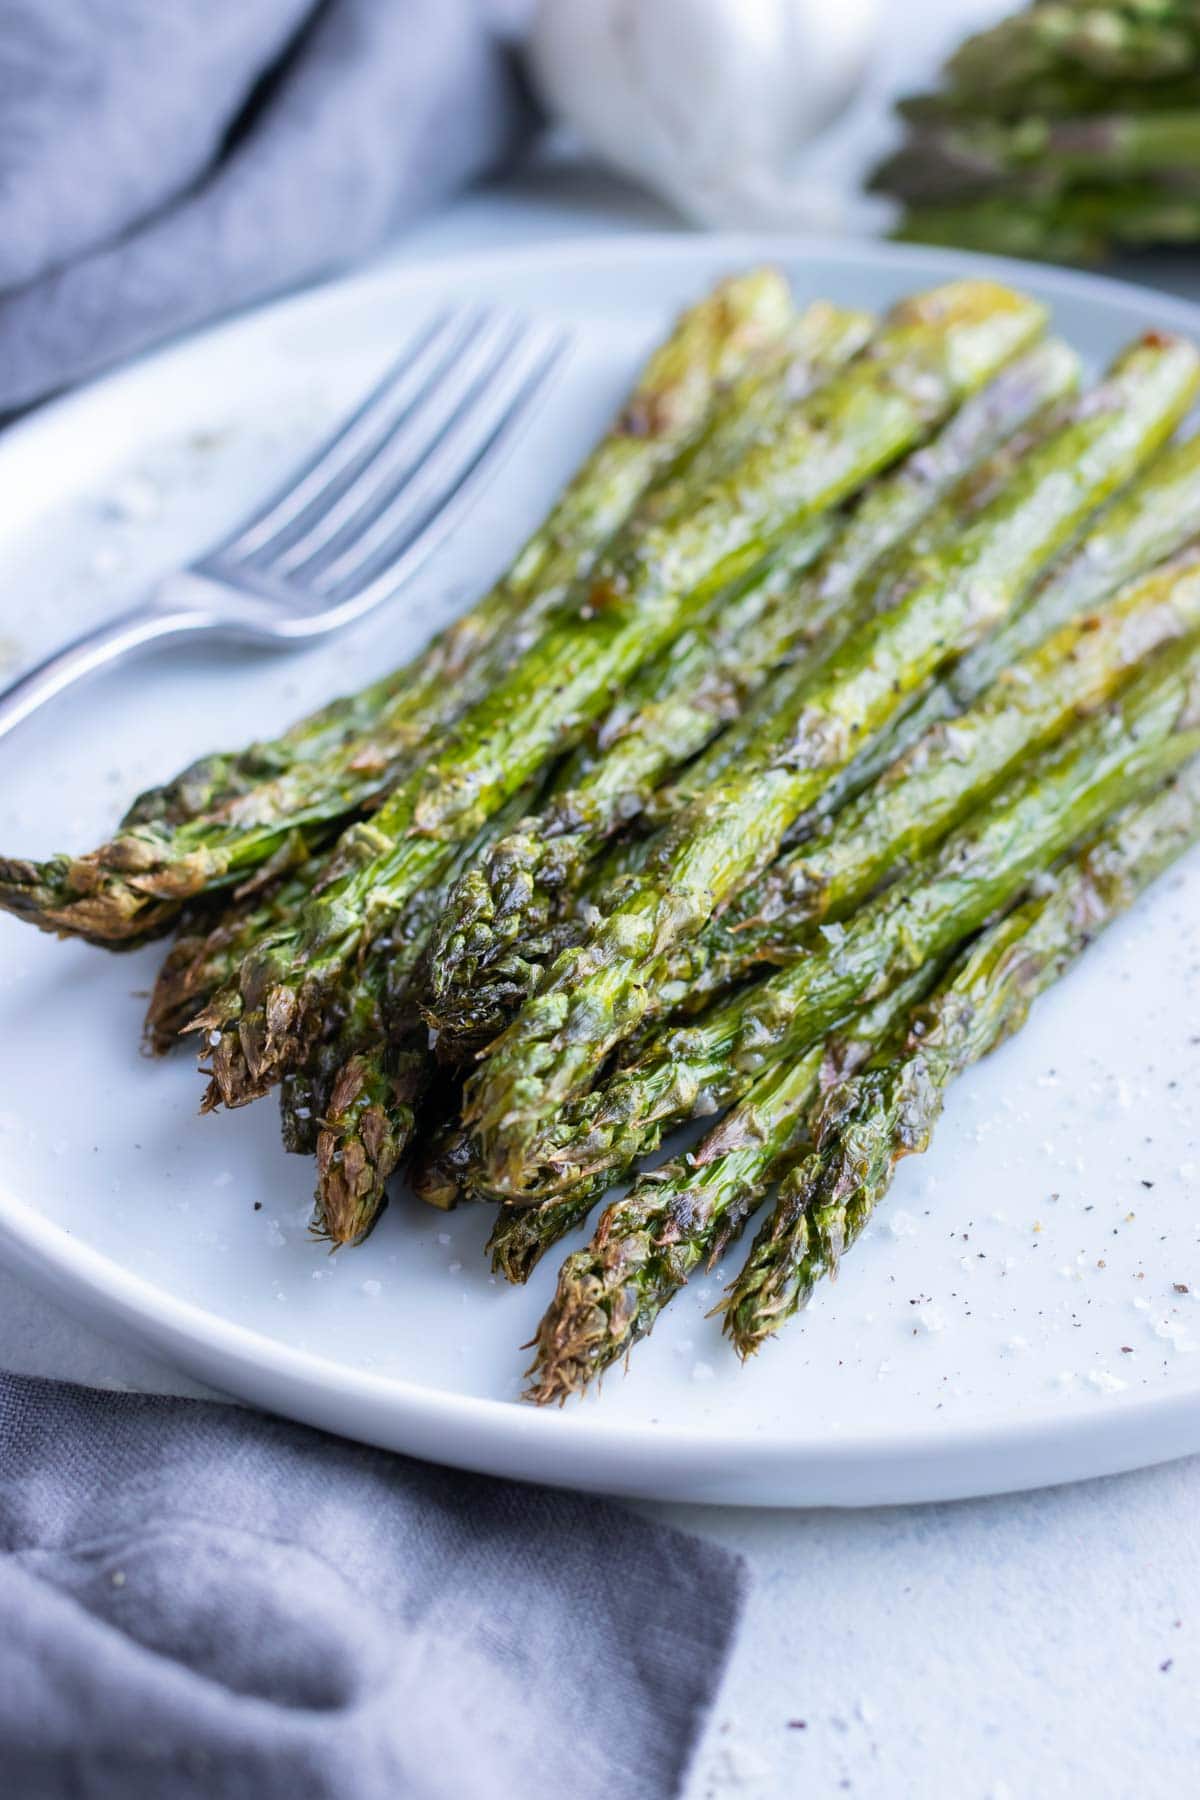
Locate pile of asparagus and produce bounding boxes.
[7,267,1200,1402]
[871,1,1200,264]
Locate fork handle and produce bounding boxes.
[0,591,225,743]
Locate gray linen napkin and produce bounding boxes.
[0,0,535,410]
[0,1371,744,1799]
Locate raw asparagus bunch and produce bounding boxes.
[465,333,1199,1195]
[528,752,1200,1400]
[895,187,1200,265]
[421,340,1080,1059]
[875,113,1200,208]
[875,3,1200,261]
[198,281,1044,1109]
[721,759,1200,1356]
[0,268,805,943]
[945,4,1200,94]
[898,71,1200,128]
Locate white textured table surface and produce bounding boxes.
[7,4,1200,1796]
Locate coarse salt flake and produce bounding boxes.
[1086,1369,1128,1395]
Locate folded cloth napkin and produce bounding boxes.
[0,1372,744,1799]
[0,0,536,411]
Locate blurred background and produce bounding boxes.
[522,0,1200,287]
[7,0,1200,420]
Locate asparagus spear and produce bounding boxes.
[509,635,1200,1208]
[874,112,1200,208]
[525,970,935,1402]
[465,334,1200,1192]
[421,342,1080,1058]
[1,269,807,941]
[640,386,1082,826]
[825,431,1200,815]
[314,1034,428,1245]
[895,185,1200,265]
[306,784,542,1242]
[659,537,1200,1012]
[144,864,321,1053]
[945,3,1200,93]
[722,760,1200,1355]
[200,281,1044,1105]
[897,71,1200,127]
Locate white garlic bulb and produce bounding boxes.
[526,0,880,231]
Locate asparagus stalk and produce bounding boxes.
[660,536,1200,1012]
[409,1112,599,1281]
[895,185,1200,265]
[873,112,1200,208]
[722,760,1200,1354]
[640,387,1081,826]
[827,431,1200,816]
[306,785,541,1242]
[144,864,321,1054]
[313,1034,428,1246]
[525,971,935,1402]
[509,634,1200,1208]
[945,4,1200,93]
[200,281,1044,1105]
[897,71,1200,127]
[2,269,806,942]
[421,342,1080,1058]
[465,334,1199,1192]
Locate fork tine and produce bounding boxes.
[215,305,478,563]
[262,310,527,582]
[308,324,572,612]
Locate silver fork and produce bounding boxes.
[0,306,571,741]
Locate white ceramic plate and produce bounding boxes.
[4,234,1200,1507]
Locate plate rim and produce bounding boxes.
[5,228,1200,1506]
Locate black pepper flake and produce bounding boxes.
[253,1201,262,1211]
[1175,1283,1190,1295]
[788,1720,807,1731]
[1141,1179,1155,1189]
